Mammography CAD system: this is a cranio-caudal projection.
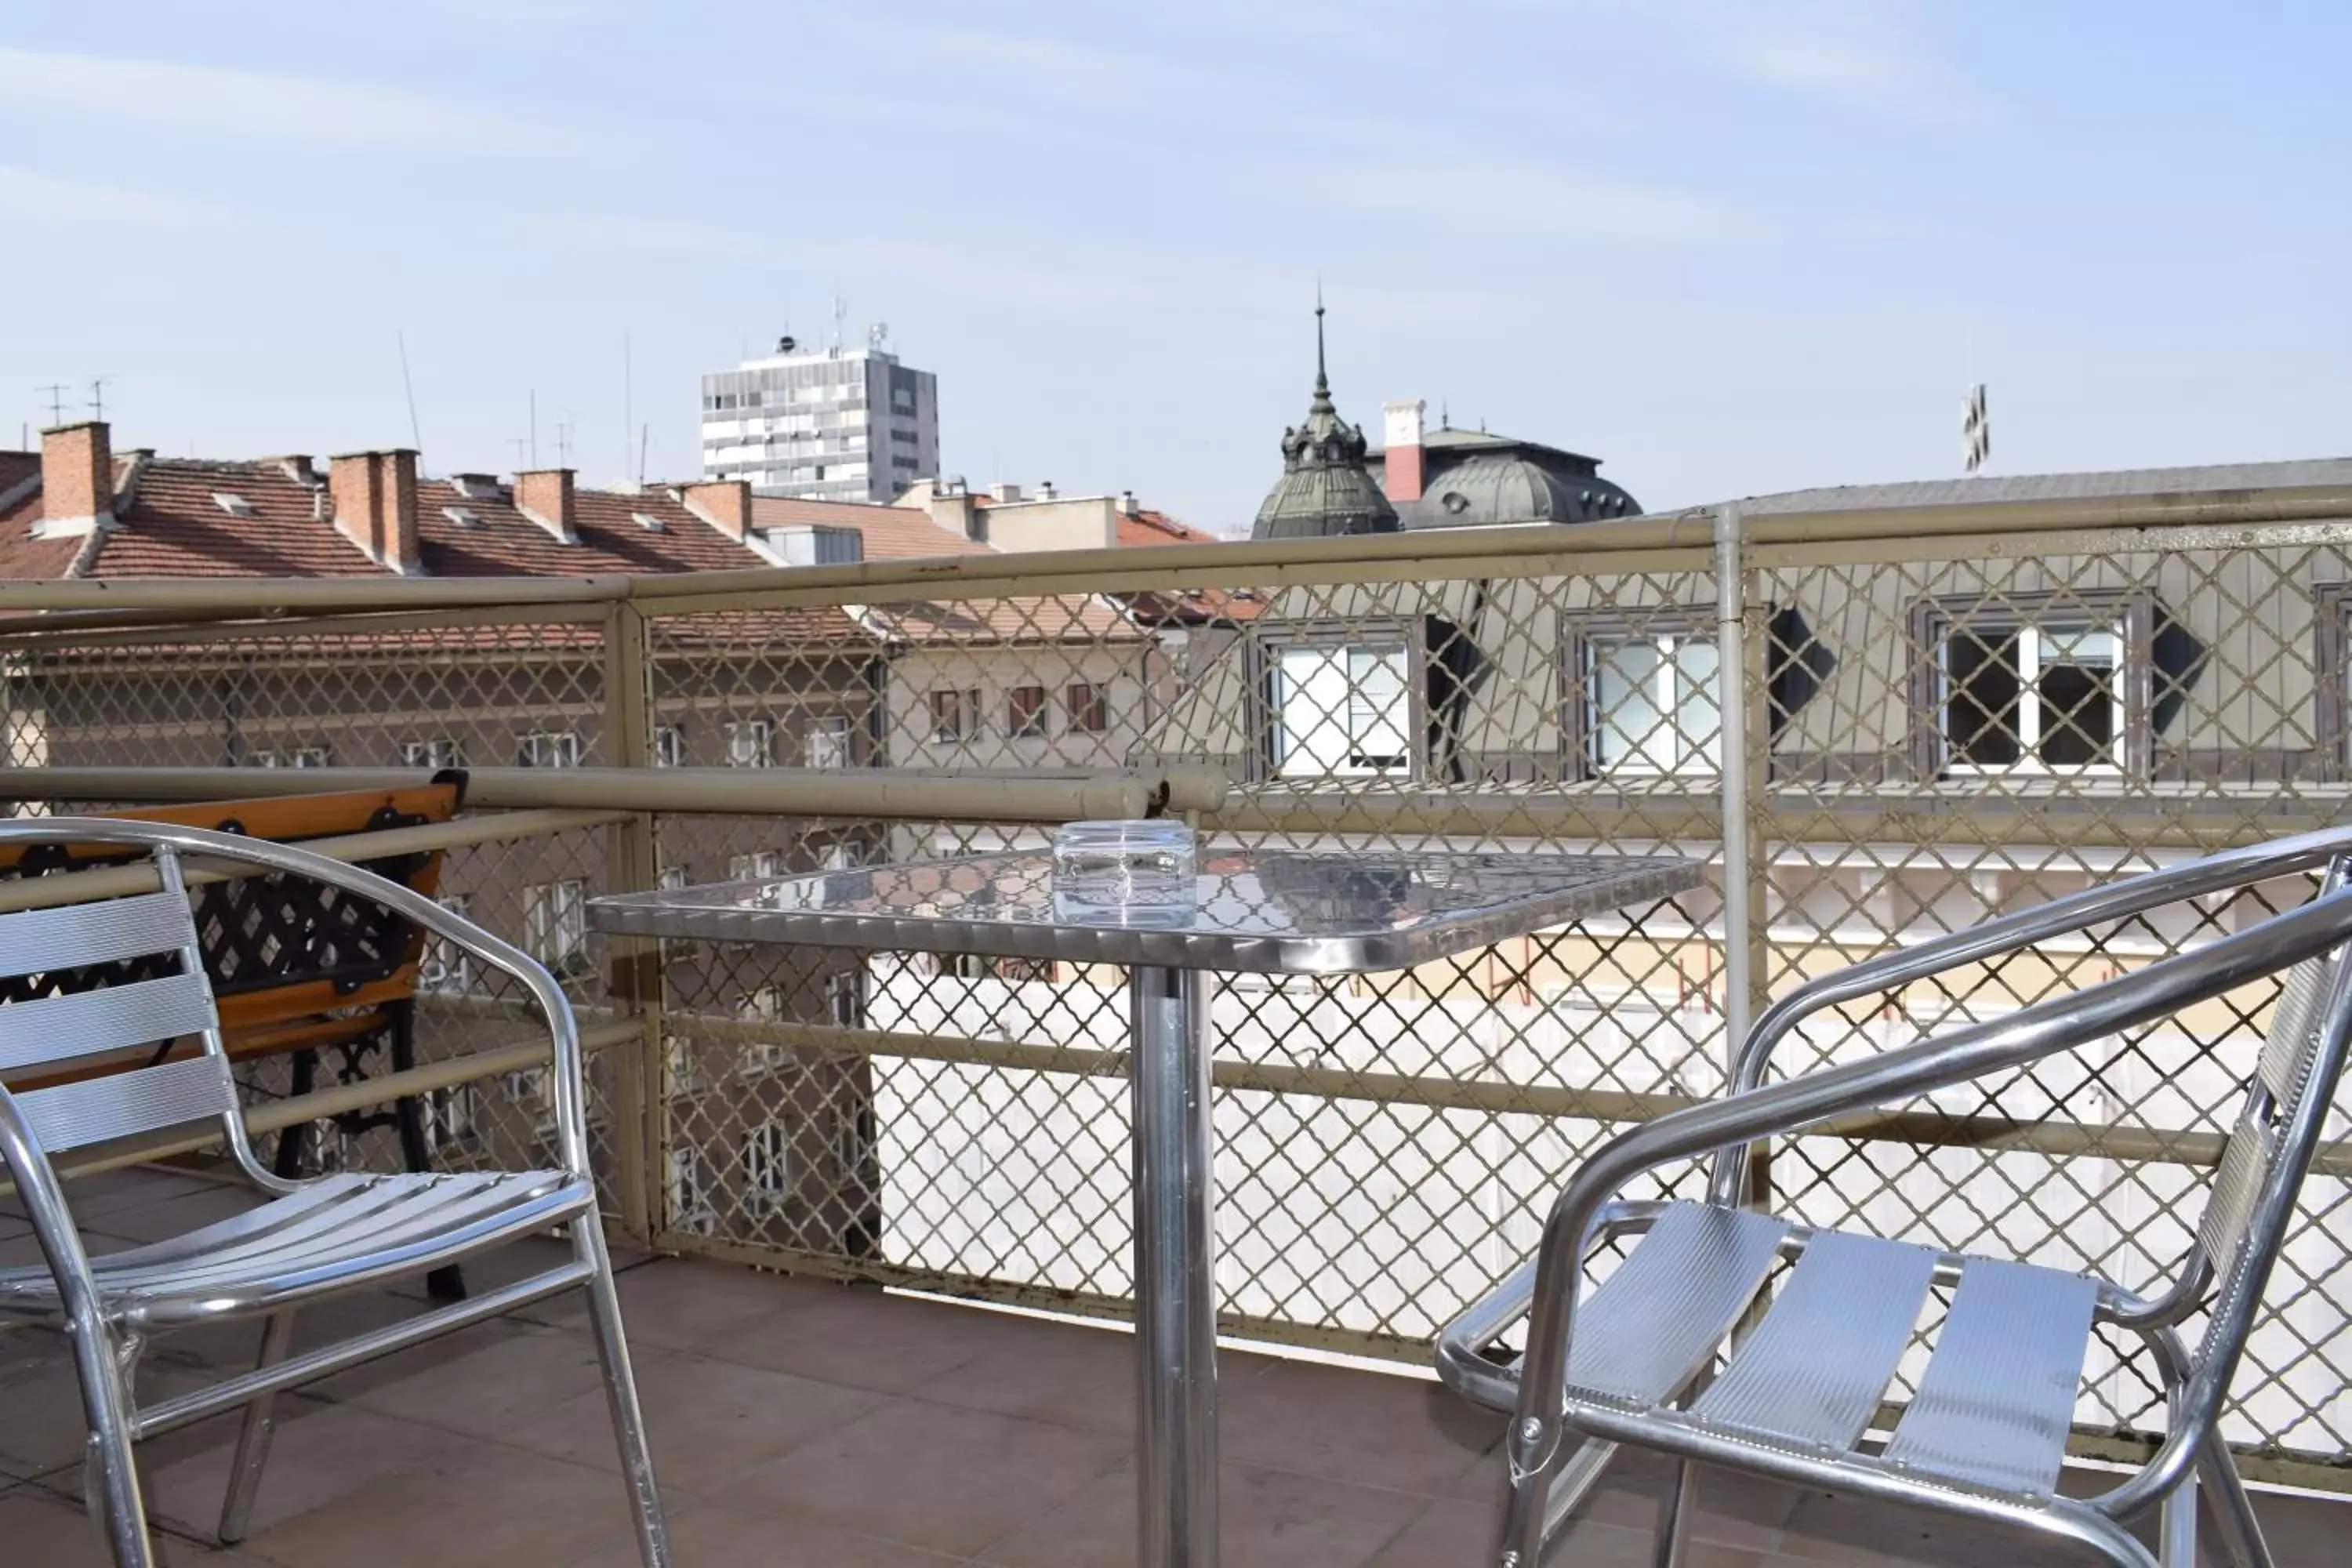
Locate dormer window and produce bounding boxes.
[631,511,667,532]
[212,492,254,517]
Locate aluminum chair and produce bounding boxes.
[1439,828,2352,1568]
[0,819,669,1566]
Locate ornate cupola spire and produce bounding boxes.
[1250,294,1401,540]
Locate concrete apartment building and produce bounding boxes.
[699,333,941,503]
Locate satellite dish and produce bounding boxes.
[776,335,797,354]
[867,321,890,349]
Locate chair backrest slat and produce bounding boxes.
[0,971,219,1074]
[0,844,252,1160]
[2197,936,2345,1272]
[2257,955,2328,1108]
[13,1053,238,1152]
[0,891,198,982]
[2196,1112,2278,1269]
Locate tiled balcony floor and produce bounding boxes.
[3,1168,2343,1566]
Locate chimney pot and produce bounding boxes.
[679,478,753,543]
[1381,399,1428,503]
[514,467,578,542]
[327,448,422,573]
[1117,489,1140,517]
[38,420,114,532]
[991,481,1022,503]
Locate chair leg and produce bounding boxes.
[2196,1444,2276,1568]
[69,1322,156,1568]
[1652,1460,1698,1568]
[2158,1466,2198,1568]
[573,1217,670,1566]
[217,1310,296,1544]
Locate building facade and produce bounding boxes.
[699,336,941,503]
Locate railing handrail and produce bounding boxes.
[2,472,2350,621]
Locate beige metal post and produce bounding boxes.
[600,601,662,1243]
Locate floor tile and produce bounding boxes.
[526,1255,840,1350]
[308,1319,624,1439]
[1215,1356,1503,1497]
[499,1350,886,1498]
[0,1356,219,1475]
[714,1395,1122,1558]
[571,1497,963,1567]
[241,1436,666,1568]
[700,1285,1060,1395]
[79,1184,270,1246]
[909,1312,1138,1433]
[0,1485,240,1566]
[978,1456,1432,1568]
[140,1396,463,1541]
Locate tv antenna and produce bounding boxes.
[831,296,848,353]
[397,330,424,450]
[35,385,68,426]
[85,376,110,421]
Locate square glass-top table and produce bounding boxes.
[590,848,1699,1568]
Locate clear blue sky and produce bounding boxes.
[2,2,2347,532]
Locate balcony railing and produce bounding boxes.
[3,482,2350,1494]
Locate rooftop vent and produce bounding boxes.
[441,506,485,530]
[630,511,667,532]
[212,492,255,517]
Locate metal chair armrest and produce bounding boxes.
[0,1085,114,1338]
[1709,824,2352,1204]
[1497,882,2352,1504]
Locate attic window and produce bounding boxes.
[212,492,255,517]
[630,511,667,532]
[442,506,485,530]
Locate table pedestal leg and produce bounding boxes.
[1130,964,1216,1568]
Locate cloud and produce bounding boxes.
[0,165,238,229]
[0,49,554,152]
[1279,158,1761,245]
[1675,2,1984,125]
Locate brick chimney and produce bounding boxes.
[678,479,751,543]
[39,421,114,532]
[328,449,421,572]
[1381,400,1427,503]
[514,468,578,543]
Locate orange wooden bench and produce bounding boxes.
[0,775,471,1293]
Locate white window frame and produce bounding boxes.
[1267,637,1414,780]
[399,737,464,770]
[728,850,785,883]
[524,878,590,975]
[520,729,583,768]
[503,1065,560,1137]
[724,718,775,768]
[1938,619,2126,778]
[652,725,684,768]
[743,1120,793,1214]
[421,1083,480,1156]
[418,893,475,996]
[666,1146,716,1235]
[292,745,332,769]
[1584,630,1723,779]
[804,713,852,770]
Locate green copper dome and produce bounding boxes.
[1250,306,1400,542]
